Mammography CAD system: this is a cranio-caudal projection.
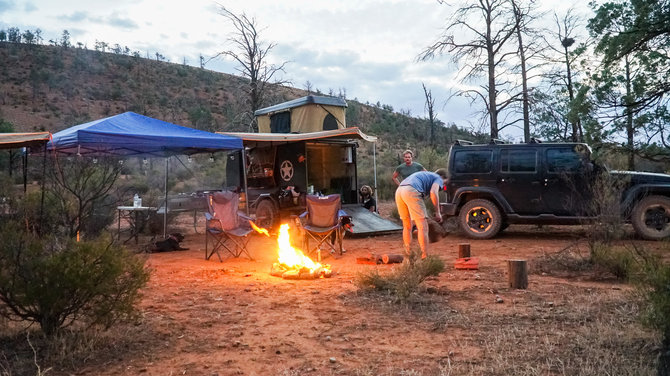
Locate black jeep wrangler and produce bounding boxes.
[441,139,670,239]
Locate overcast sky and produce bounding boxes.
[0,0,593,139]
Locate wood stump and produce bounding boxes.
[458,243,471,258]
[507,259,528,289]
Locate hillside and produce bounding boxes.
[0,41,477,198]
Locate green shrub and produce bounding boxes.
[633,247,670,375]
[590,244,640,281]
[0,222,150,336]
[356,256,444,303]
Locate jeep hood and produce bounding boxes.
[610,170,670,184]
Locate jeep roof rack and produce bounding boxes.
[454,139,474,146]
[489,138,507,145]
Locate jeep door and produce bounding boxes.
[541,146,592,215]
[497,148,543,214]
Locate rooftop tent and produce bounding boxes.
[47,112,244,238]
[254,95,348,134]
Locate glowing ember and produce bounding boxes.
[249,220,270,237]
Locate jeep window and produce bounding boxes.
[501,149,536,173]
[453,150,492,173]
[546,148,582,173]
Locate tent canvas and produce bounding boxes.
[48,112,241,157]
[254,96,348,134]
[47,112,244,238]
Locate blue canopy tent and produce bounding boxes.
[47,112,244,239]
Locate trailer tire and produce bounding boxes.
[255,199,278,231]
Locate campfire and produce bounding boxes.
[270,224,332,279]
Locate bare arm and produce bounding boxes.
[392,171,401,186]
[430,182,442,222]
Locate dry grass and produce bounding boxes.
[346,264,658,376]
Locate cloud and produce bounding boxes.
[23,2,36,12]
[0,0,15,15]
[107,12,138,29]
[58,11,88,22]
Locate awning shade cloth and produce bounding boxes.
[219,127,377,146]
[48,112,242,157]
[0,132,51,149]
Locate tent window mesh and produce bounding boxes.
[270,112,291,133]
[323,114,338,131]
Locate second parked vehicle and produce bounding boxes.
[441,139,670,240]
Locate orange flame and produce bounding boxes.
[249,220,270,236]
[277,224,321,271]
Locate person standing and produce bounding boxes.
[395,169,448,260]
[392,150,425,186]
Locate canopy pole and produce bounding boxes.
[22,148,28,193]
[163,157,169,238]
[241,150,249,215]
[373,142,378,213]
[39,144,46,234]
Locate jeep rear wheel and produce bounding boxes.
[459,199,502,239]
[632,195,670,240]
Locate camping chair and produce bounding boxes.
[298,194,350,260]
[204,191,254,261]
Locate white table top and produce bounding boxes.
[117,206,158,211]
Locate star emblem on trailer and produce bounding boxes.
[280,160,294,181]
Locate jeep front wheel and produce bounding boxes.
[631,195,670,240]
[459,199,502,239]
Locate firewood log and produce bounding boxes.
[427,217,448,243]
[381,254,404,264]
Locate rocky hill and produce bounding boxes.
[0,41,478,198]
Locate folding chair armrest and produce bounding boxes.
[205,212,214,221]
[238,212,252,221]
[337,209,348,218]
[298,211,308,224]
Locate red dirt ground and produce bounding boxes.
[75,202,661,376]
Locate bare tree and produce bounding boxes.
[422,82,437,146]
[213,5,290,132]
[510,0,540,142]
[538,9,588,142]
[419,0,520,139]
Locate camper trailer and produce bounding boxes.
[221,96,400,235]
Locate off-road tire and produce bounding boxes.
[459,199,502,239]
[255,199,278,232]
[631,195,670,240]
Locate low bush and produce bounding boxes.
[633,247,670,375]
[0,222,150,336]
[590,243,640,281]
[356,255,444,303]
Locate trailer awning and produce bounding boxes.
[218,127,377,145]
[0,132,51,149]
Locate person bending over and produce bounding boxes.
[395,169,447,260]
